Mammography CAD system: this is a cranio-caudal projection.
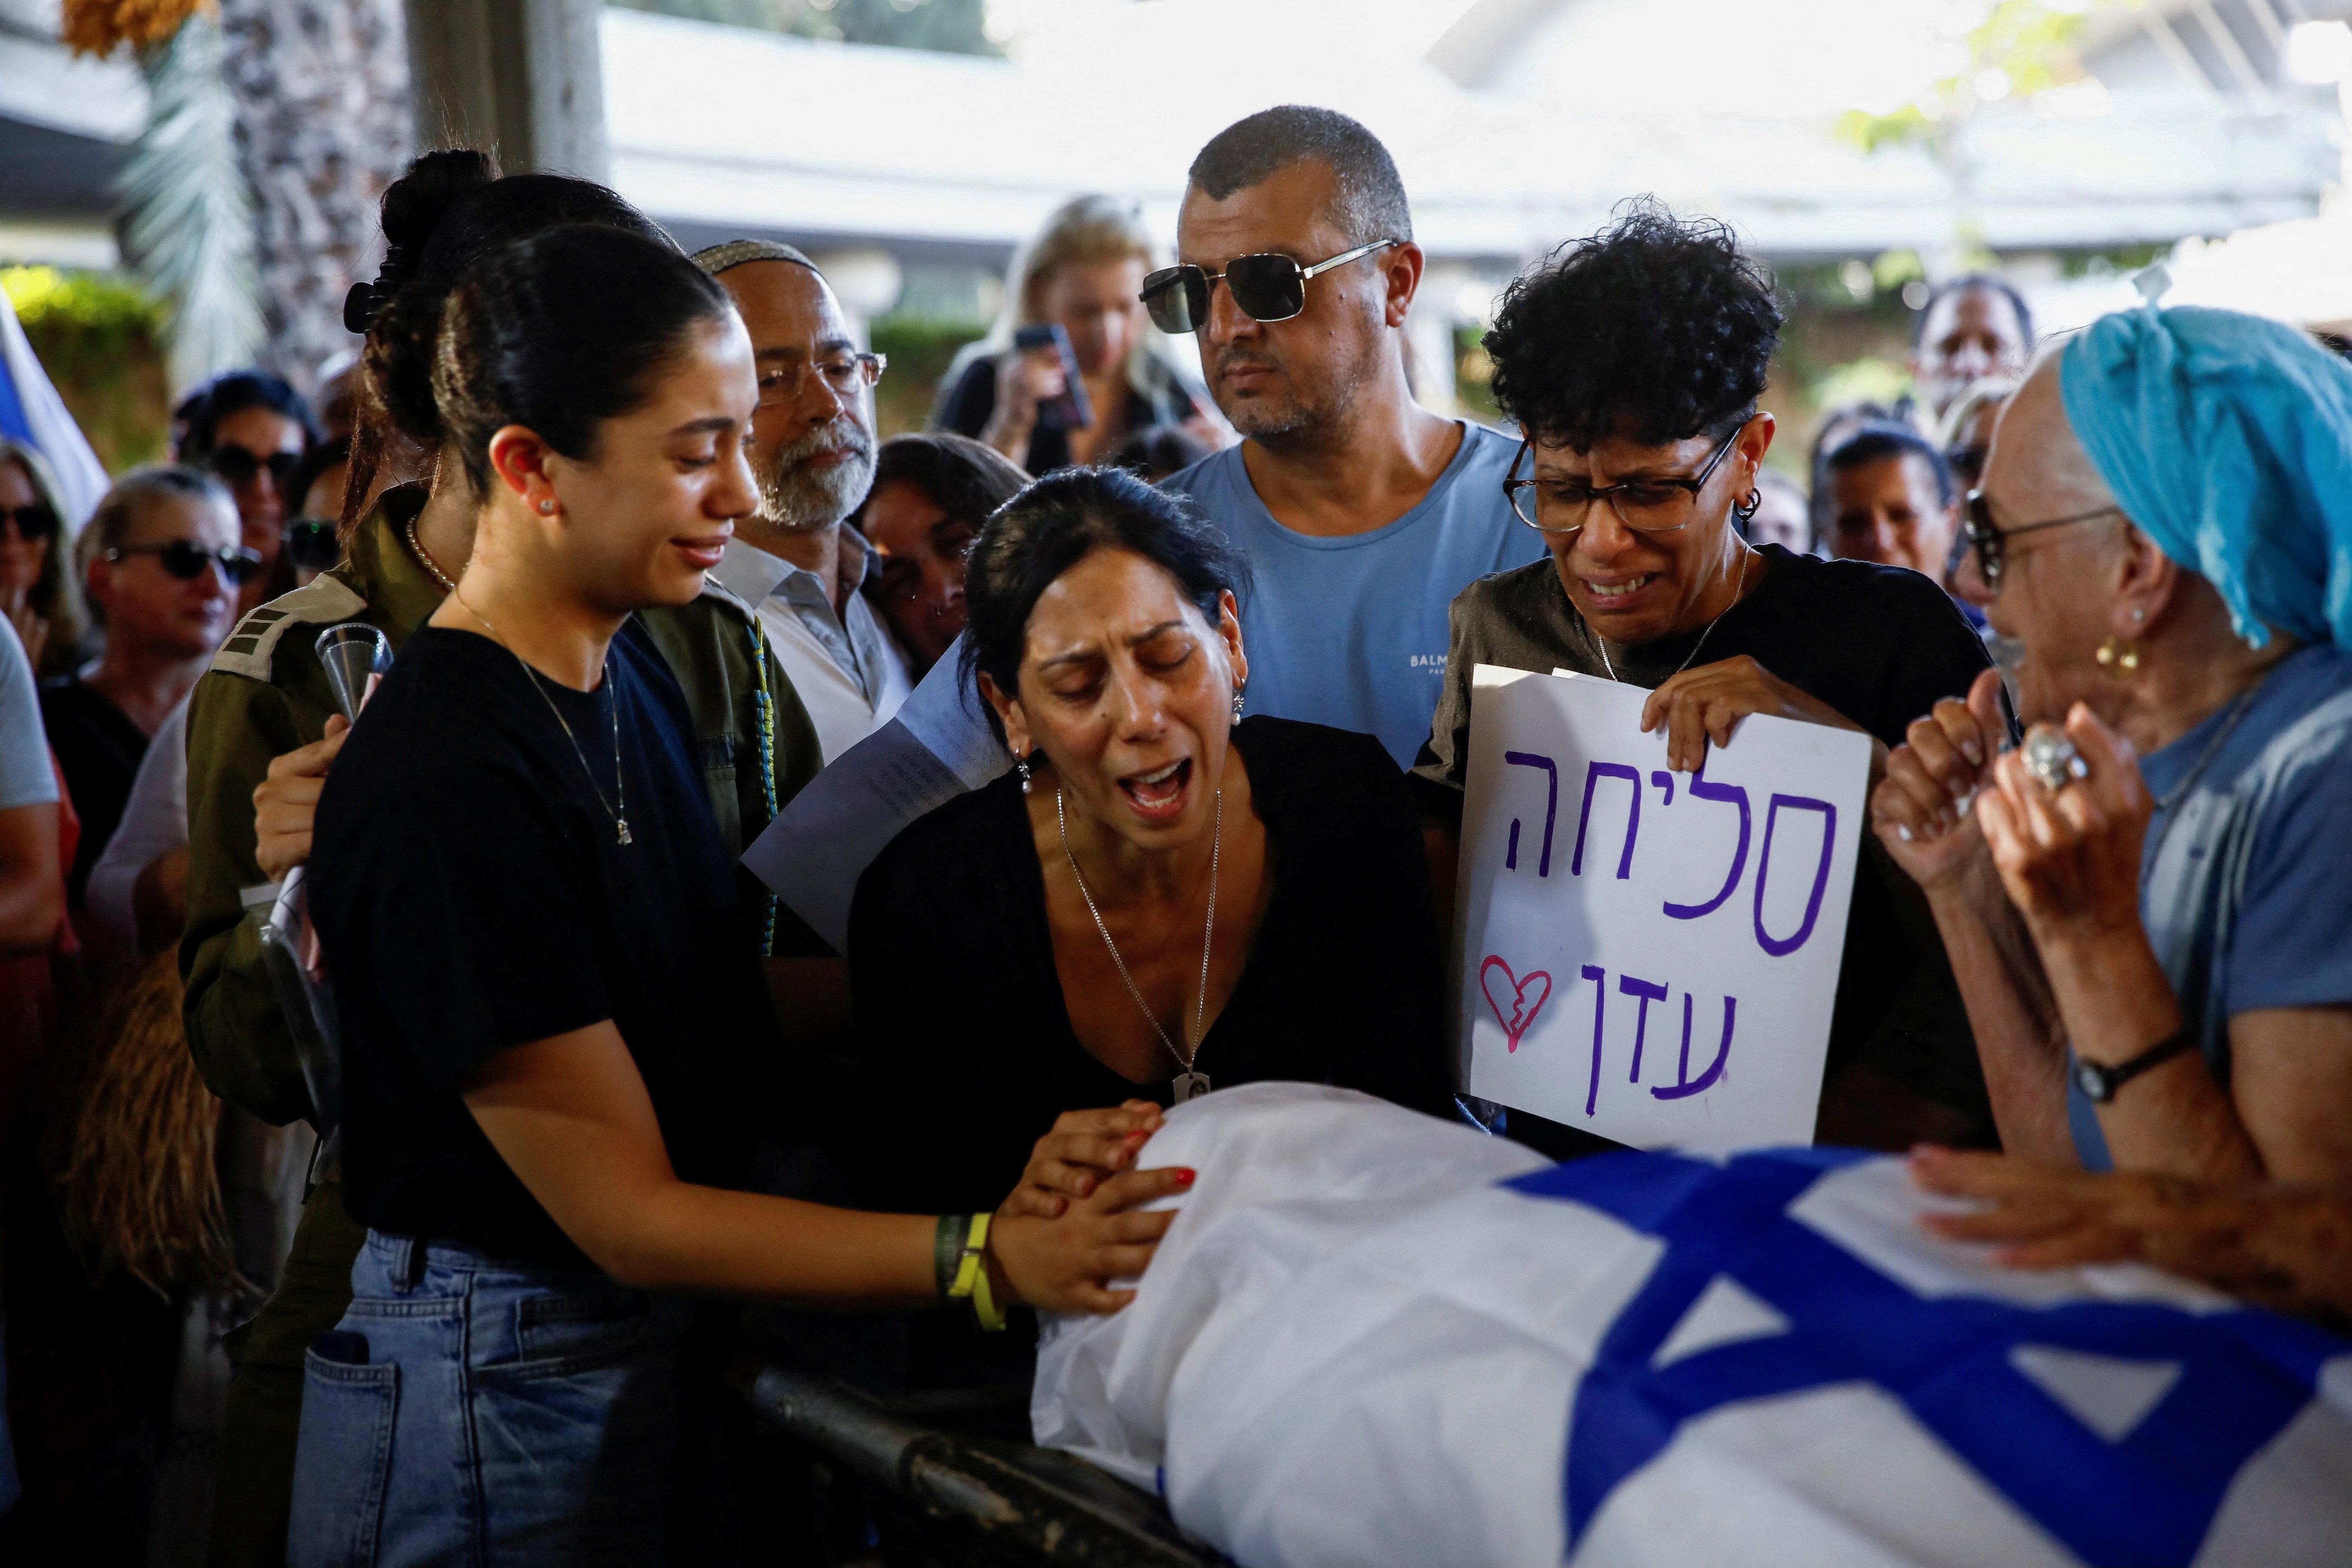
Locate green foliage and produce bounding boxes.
[1808,355,1914,415]
[1837,0,2103,155]
[868,315,988,437]
[2,268,171,472]
[615,0,999,55]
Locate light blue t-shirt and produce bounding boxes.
[0,617,56,812]
[1162,422,1545,767]
[2068,642,2352,1168]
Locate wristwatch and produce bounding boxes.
[2072,1026,2198,1104]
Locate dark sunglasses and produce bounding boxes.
[284,517,342,573]
[207,446,304,491]
[1961,490,2121,596]
[1142,238,1401,334]
[0,503,59,541]
[105,540,268,585]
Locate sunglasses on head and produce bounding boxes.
[1141,238,1401,335]
[207,446,304,491]
[1,503,59,542]
[105,540,268,585]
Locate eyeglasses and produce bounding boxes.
[757,352,886,408]
[207,446,303,492]
[1503,428,1744,536]
[1960,490,2121,596]
[1141,238,1401,335]
[105,540,267,585]
[284,517,341,573]
[1,503,59,542]
[1944,444,1989,490]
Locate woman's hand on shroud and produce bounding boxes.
[1872,667,2006,892]
[1640,655,1874,777]
[989,1161,1193,1314]
[1005,1100,1165,1218]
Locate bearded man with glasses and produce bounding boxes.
[1412,204,1997,1160]
[696,240,911,763]
[1154,106,1545,768]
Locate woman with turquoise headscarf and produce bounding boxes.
[1871,302,2352,1189]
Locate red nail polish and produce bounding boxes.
[1174,1168,1197,1187]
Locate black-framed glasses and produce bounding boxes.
[757,352,886,408]
[1503,427,1744,536]
[1,503,59,542]
[105,540,267,585]
[1141,238,1401,335]
[207,446,303,492]
[1961,491,2122,596]
[284,517,342,573]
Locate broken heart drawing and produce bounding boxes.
[1479,956,1553,1053]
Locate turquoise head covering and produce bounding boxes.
[2059,304,2352,648]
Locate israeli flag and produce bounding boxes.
[0,286,110,534]
[1036,1084,2352,1568]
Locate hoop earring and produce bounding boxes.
[1015,753,1032,794]
[1733,488,1762,524]
[2095,636,2141,676]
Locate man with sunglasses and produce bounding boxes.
[41,467,251,907]
[176,370,319,613]
[696,241,912,763]
[1154,106,1545,768]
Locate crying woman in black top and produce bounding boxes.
[849,469,1457,1222]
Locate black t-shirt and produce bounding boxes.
[934,351,1199,477]
[310,623,781,1265]
[39,679,148,907]
[847,716,1457,1216]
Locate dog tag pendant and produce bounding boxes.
[1172,1071,1211,1103]
[616,818,632,846]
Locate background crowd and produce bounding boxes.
[0,94,2346,1568]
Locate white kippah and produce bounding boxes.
[691,239,820,277]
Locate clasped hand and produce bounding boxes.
[1872,667,2149,944]
[989,1099,1191,1314]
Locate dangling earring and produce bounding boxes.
[1231,685,1246,722]
[2095,636,2141,676]
[1733,488,1762,523]
[1015,753,1032,794]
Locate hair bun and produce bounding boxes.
[378,150,497,279]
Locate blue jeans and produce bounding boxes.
[287,1231,692,1566]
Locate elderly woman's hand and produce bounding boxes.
[1974,703,2150,945]
[1640,654,1877,777]
[1002,1100,1165,1219]
[1871,667,2006,892]
[1910,1146,2352,1328]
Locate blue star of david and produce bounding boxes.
[1508,1149,2346,1566]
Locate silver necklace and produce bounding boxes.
[1593,546,1751,685]
[1056,785,1221,1103]
[455,586,632,846]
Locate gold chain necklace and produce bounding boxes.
[452,585,632,847]
[405,515,457,593]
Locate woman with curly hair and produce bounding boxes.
[1412,203,1995,1155]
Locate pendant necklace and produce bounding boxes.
[1057,785,1221,1103]
[455,586,632,846]
[1592,546,1751,685]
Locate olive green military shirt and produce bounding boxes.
[180,486,825,1128]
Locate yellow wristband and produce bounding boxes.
[946,1212,1006,1332]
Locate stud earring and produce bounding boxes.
[2130,607,2145,624]
[1015,754,1032,794]
[538,499,556,515]
[2095,635,2141,676]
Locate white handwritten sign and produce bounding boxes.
[1453,665,1871,1152]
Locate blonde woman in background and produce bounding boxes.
[932,194,1223,473]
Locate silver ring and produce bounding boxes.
[2021,728,2089,794]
